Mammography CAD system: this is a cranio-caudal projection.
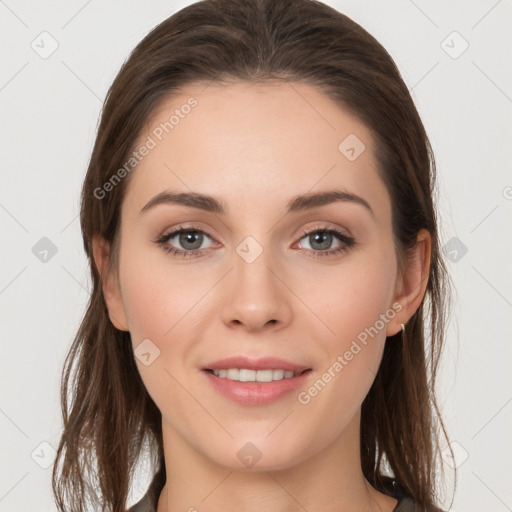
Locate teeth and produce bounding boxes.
[211,368,301,382]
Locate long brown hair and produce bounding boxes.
[52,0,455,510]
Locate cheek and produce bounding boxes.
[118,243,214,342]
[296,246,397,348]
[117,246,213,416]
[116,242,226,406]
[293,248,396,413]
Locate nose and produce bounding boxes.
[219,243,293,333]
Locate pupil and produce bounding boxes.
[179,231,202,250]
[310,231,332,250]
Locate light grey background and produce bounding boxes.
[1,1,511,511]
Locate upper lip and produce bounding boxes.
[202,356,311,373]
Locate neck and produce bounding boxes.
[155,411,397,512]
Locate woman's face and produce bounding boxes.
[102,81,410,470]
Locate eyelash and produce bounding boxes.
[155,224,356,259]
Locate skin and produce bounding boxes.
[93,81,431,512]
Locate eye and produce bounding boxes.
[295,225,355,258]
[155,224,356,259]
[155,225,218,258]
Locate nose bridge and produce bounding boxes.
[220,234,292,331]
[234,235,274,289]
[233,233,279,303]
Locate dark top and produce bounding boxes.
[127,479,442,511]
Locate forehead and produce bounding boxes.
[122,80,389,223]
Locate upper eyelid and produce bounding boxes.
[299,224,350,237]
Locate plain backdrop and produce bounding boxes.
[1,1,511,511]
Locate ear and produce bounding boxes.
[386,229,431,337]
[91,235,129,332]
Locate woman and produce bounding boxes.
[52,1,455,511]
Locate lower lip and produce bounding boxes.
[202,369,313,405]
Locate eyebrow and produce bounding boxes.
[139,188,375,218]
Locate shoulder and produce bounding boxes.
[393,495,437,511]
[394,495,445,511]
[127,479,444,512]
[127,491,156,512]
[391,481,445,512]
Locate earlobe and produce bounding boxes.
[386,229,431,337]
[91,235,130,332]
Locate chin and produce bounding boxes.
[206,436,312,472]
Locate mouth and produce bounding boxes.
[201,366,314,406]
[200,356,313,405]
[203,368,312,382]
